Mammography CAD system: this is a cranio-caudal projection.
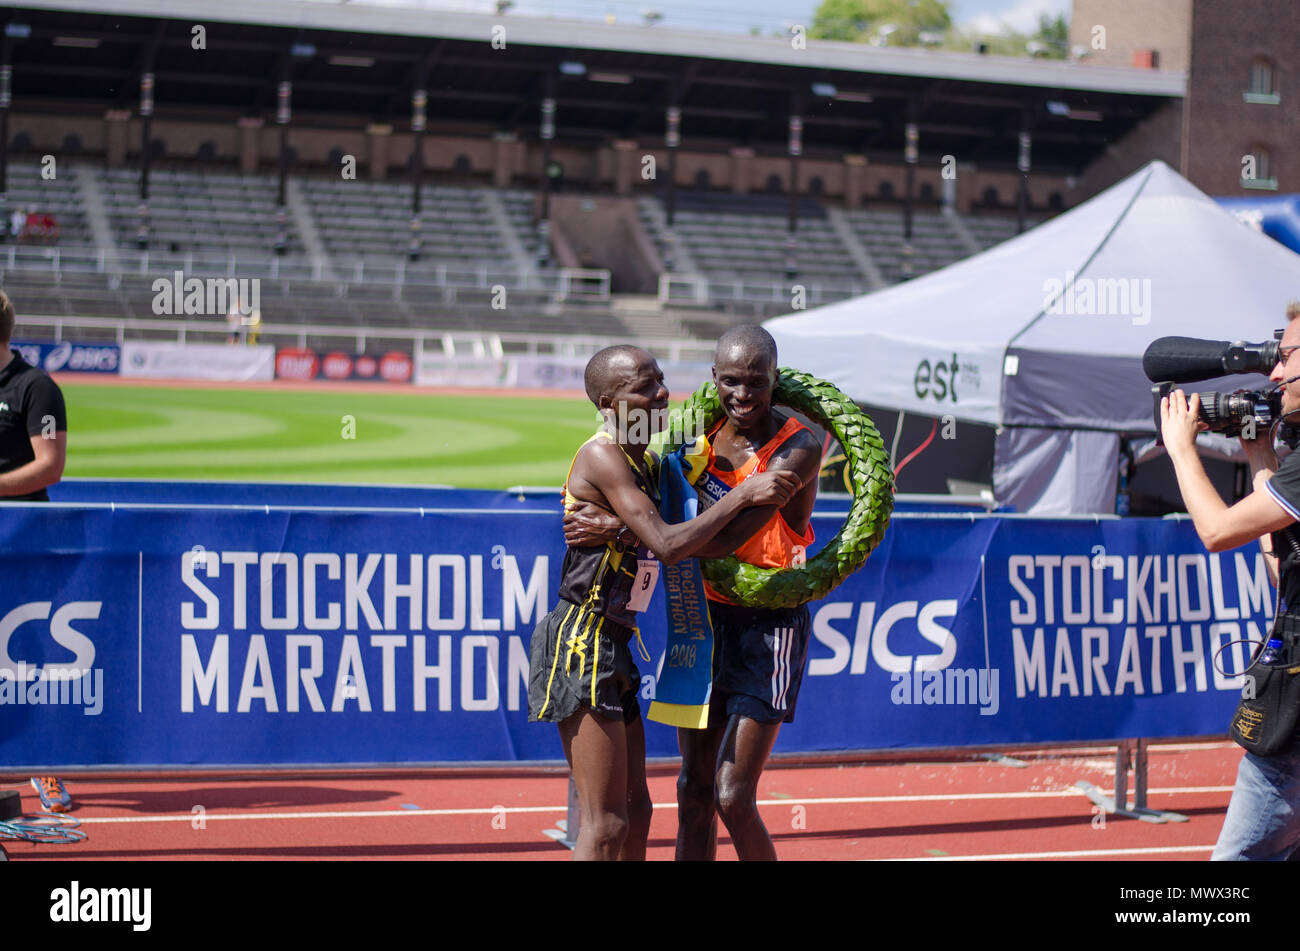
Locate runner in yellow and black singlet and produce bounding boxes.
[527,344,801,862]
[528,432,661,726]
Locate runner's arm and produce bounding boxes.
[570,439,799,565]
[691,432,822,559]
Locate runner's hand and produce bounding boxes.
[742,470,802,507]
[562,500,633,547]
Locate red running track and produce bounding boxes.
[1,741,1241,861]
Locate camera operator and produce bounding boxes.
[1161,304,1300,861]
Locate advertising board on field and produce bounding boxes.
[411,355,712,393]
[121,342,275,382]
[12,341,120,375]
[415,354,511,388]
[0,497,1265,768]
[509,356,713,395]
[510,355,585,390]
[275,348,413,384]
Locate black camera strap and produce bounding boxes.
[1274,524,1300,578]
[1229,528,1300,755]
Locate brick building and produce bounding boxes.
[1182,0,1298,194]
[1071,0,1296,196]
[1068,0,1192,70]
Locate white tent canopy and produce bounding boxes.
[766,161,1300,514]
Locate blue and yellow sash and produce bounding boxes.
[647,436,716,729]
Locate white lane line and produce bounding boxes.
[71,785,1234,825]
[1105,785,1234,795]
[78,806,569,824]
[879,845,1216,861]
[752,785,1233,806]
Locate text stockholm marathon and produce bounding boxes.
[175,550,1272,713]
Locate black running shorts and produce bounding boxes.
[528,600,642,725]
[707,600,812,726]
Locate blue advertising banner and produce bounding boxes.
[12,340,121,375]
[0,498,1270,768]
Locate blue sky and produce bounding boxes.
[344,0,1074,36]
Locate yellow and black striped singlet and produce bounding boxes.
[556,431,659,630]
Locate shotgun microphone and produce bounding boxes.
[1143,334,1281,383]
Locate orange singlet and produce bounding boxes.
[701,416,814,605]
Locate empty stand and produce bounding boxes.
[639,190,865,295]
[97,166,306,257]
[299,176,516,269]
[0,161,1047,344]
[842,208,970,284]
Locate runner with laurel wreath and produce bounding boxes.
[533,343,802,861]
[564,326,823,860]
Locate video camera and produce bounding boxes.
[1143,332,1285,440]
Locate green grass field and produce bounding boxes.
[61,382,606,488]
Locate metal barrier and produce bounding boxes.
[14,313,715,362]
[555,268,611,301]
[5,243,864,312]
[658,270,864,306]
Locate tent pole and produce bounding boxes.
[902,98,918,280]
[1016,105,1032,234]
[890,410,906,471]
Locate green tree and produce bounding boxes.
[941,11,1071,59]
[810,0,952,45]
[1033,12,1069,58]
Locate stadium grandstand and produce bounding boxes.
[0,0,1185,357]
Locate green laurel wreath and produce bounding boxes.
[667,367,894,609]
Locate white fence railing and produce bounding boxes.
[4,244,866,310]
[16,313,716,363]
[0,244,608,301]
[658,271,865,308]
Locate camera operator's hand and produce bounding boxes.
[1160,389,1208,460]
[1240,429,1279,473]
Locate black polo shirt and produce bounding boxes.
[0,348,67,501]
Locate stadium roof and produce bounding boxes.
[0,0,1185,173]
[3,0,1186,97]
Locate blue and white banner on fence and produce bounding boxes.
[13,341,120,375]
[0,495,1270,767]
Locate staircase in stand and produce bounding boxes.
[612,294,686,339]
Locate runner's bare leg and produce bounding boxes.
[676,724,725,860]
[560,710,629,861]
[714,714,782,861]
[620,715,653,860]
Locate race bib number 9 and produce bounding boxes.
[626,559,660,612]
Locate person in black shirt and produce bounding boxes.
[0,289,70,813]
[1162,302,1300,860]
[0,292,66,500]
